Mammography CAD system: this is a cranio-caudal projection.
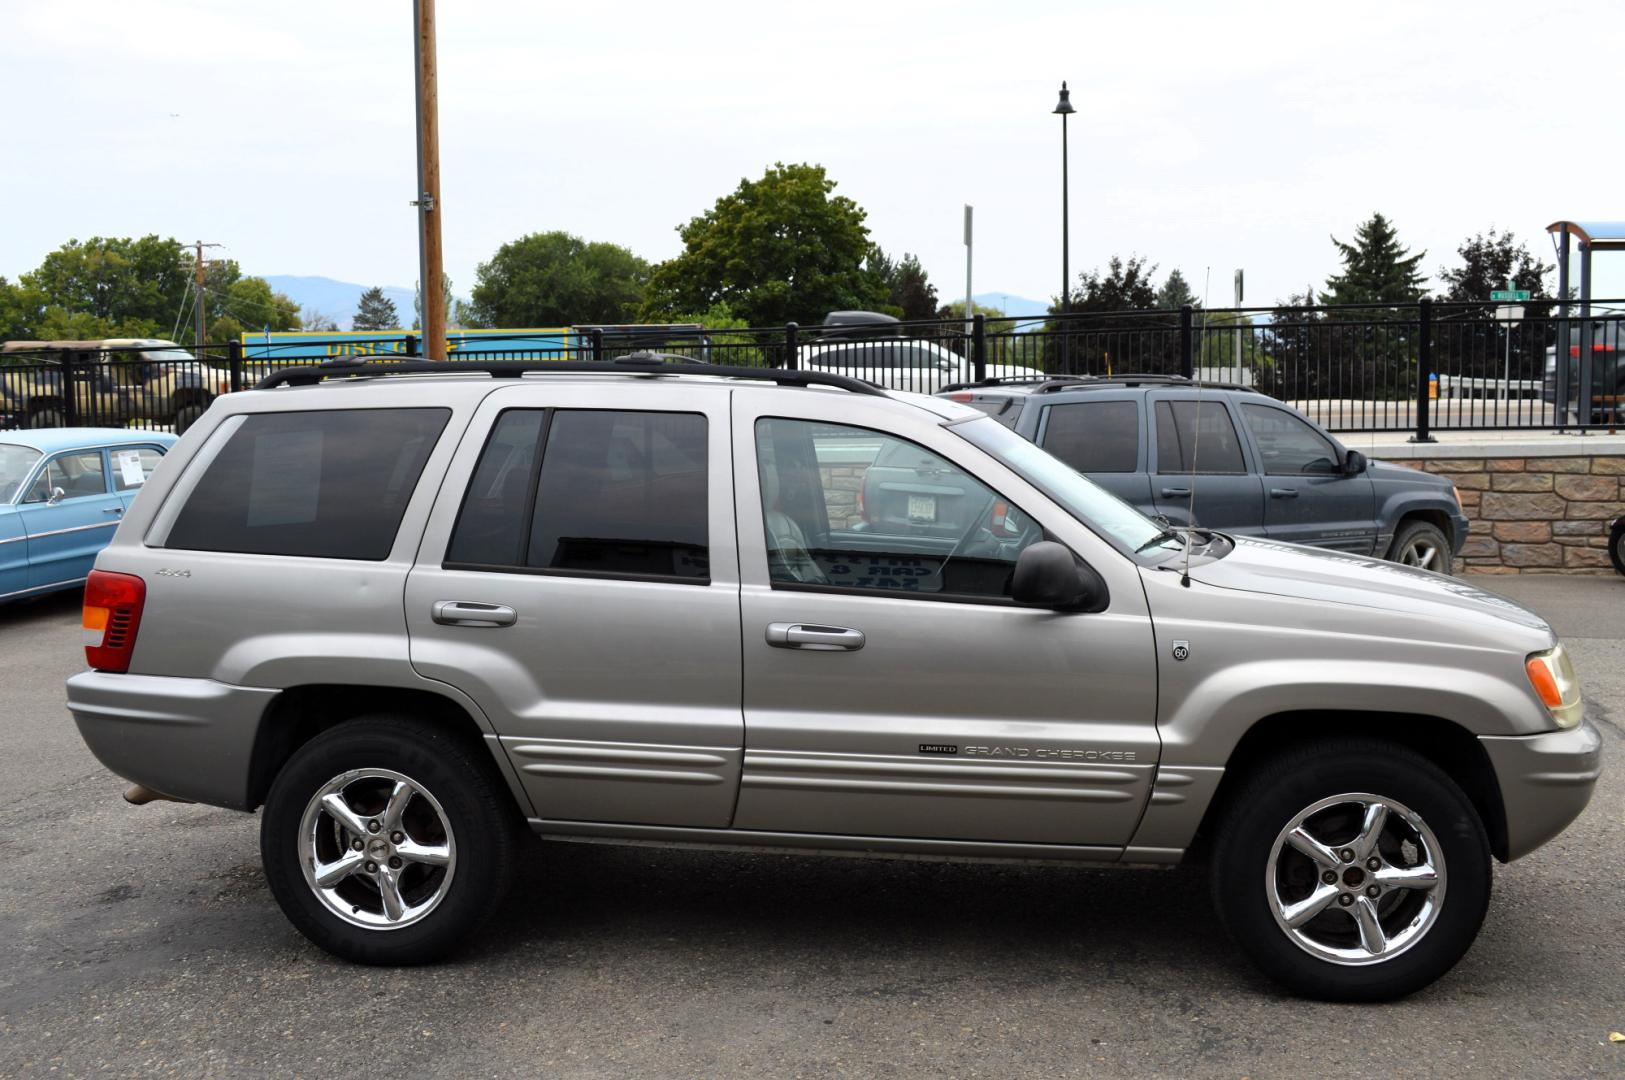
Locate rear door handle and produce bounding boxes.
[1270,487,1299,499]
[1160,486,1191,497]
[765,623,866,651]
[103,507,124,515]
[432,600,517,627]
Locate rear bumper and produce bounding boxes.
[1479,719,1603,861]
[66,671,278,810]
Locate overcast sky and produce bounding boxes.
[5,0,1624,314]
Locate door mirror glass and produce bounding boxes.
[1010,540,1107,612]
[1342,449,1367,476]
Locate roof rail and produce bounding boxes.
[254,358,889,396]
[940,374,1093,393]
[1032,373,1259,394]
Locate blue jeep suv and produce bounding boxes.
[918,375,1469,572]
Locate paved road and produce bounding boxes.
[1,577,1622,1078]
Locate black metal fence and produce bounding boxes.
[3,300,1621,439]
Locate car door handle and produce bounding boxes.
[1270,487,1299,499]
[432,600,517,628]
[765,623,866,651]
[102,507,124,514]
[1161,486,1191,497]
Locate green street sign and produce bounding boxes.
[1490,289,1531,301]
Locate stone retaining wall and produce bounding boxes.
[1402,455,1623,574]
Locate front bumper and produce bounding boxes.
[1449,510,1471,555]
[66,671,278,810]
[1479,719,1603,861]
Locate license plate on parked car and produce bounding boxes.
[907,495,936,522]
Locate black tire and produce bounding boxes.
[26,405,65,429]
[1388,519,1454,575]
[1209,739,1491,1001]
[173,402,206,434]
[261,714,520,964]
[1609,519,1625,577]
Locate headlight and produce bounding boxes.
[1526,645,1582,729]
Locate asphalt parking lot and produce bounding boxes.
[1,576,1621,1078]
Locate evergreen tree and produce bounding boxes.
[352,286,400,331]
[1320,213,1427,306]
[1155,268,1200,311]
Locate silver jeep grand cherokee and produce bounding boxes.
[65,359,1600,1001]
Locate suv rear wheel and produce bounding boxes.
[1209,739,1491,1001]
[1608,519,1624,577]
[1388,519,1453,575]
[260,714,519,963]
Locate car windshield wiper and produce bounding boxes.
[1135,527,1183,553]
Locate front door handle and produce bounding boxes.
[102,506,124,515]
[1270,487,1299,499]
[432,600,517,628]
[1161,486,1191,497]
[765,623,866,651]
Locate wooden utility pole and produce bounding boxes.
[413,0,445,357]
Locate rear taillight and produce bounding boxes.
[83,570,145,673]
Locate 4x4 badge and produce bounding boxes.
[1171,640,1190,661]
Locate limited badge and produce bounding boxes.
[1171,640,1190,662]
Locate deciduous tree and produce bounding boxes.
[643,163,889,327]
[470,232,648,329]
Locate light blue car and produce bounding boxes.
[0,429,178,603]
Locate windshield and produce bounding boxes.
[951,417,1179,556]
[0,444,43,503]
[139,348,193,363]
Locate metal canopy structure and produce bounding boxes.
[1545,220,1625,428]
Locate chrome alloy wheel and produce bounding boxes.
[297,768,456,930]
[1266,793,1445,966]
[1396,535,1443,570]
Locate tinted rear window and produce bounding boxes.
[1041,400,1140,473]
[1154,400,1246,475]
[447,409,710,582]
[166,408,448,559]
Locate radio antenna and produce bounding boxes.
[1181,268,1213,587]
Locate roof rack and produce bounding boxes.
[940,374,1094,393]
[1033,373,1259,394]
[254,357,889,396]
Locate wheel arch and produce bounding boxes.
[1187,710,1509,863]
[246,683,523,813]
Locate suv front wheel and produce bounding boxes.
[1388,519,1453,575]
[1210,739,1491,1001]
[261,714,519,963]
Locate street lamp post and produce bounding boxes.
[1053,81,1075,367]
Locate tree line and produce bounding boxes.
[0,161,1566,355]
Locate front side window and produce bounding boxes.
[1041,400,1140,473]
[447,409,709,582]
[1240,403,1339,475]
[25,450,107,503]
[755,418,1041,600]
[165,408,448,559]
[1155,400,1246,475]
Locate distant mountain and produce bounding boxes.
[264,276,433,331]
[973,292,1049,320]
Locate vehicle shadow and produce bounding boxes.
[470,836,1252,992]
[0,588,82,624]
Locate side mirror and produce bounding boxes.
[1011,541,1108,612]
[46,486,66,506]
[1342,449,1367,476]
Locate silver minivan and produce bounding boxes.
[66,358,1600,1001]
